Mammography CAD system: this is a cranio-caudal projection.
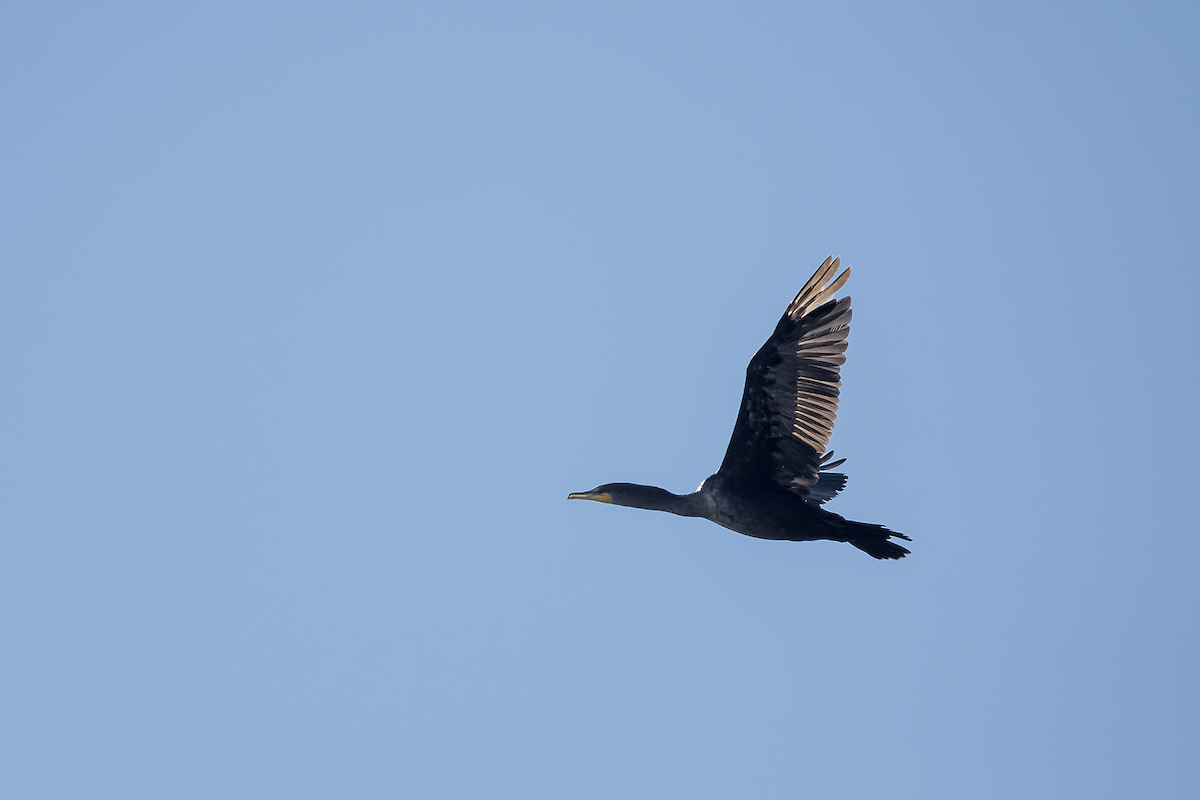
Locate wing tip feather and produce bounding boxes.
[787,256,852,319]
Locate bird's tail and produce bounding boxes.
[830,517,912,560]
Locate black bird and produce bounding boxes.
[569,256,910,559]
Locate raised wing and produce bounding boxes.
[717,256,853,499]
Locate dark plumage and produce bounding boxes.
[569,256,910,559]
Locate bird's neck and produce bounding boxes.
[612,484,708,517]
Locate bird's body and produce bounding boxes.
[569,256,910,559]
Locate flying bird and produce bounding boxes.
[569,256,910,559]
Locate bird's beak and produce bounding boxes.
[568,491,612,503]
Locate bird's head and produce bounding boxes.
[567,484,617,504]
[567,482,686,513]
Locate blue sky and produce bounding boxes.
[3,2,1198,797]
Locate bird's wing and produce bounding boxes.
[717,256,853,499]
[807,471,848,504]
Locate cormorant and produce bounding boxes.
[569,256,910,559]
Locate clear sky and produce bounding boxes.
[3,2,1198,798]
